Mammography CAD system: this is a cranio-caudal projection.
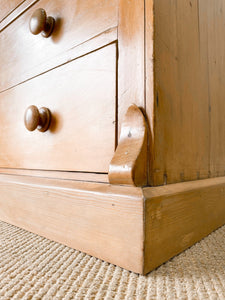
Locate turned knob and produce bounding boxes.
[24,105,51,132]
[29,8,55,37]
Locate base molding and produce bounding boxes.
[0,174,225,274]
[0,174,144,274]
[143,177,225,274]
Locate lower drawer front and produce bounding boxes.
[0,44,116,173]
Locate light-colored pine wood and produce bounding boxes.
[0,0,118,92]
[1,0,225,275]
[118,0,145,136]
[143,177,225,274]
[8,27,117,89]
[198,0,225,178]
[0,44,116,173]
[145,0,154,185]
[109,104,148,186]
[0,174,144,274]
[0,168,109,183]
[0,0,24,23]
[151,0,210,185]
[1,173,225,274]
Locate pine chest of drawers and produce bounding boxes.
[0,0,225,274]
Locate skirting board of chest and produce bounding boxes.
[1,174,225,274]
[0,0,225,274]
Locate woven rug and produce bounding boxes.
[0,221,225,300]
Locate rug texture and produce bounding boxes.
[0,221,225,300]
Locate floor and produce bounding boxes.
[0,221,225,299]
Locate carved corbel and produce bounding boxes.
[108,104,148,186]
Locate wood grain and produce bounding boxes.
[1,0,225,276]
[0,44,116,173]
[109,104,148,186]
[0,0,38,30]
[0,174,144,274]
[118,0,145,136]
[145,0,154,185]
[198,0,225,178]
[0,0,118,92]
[1,173,224,274]
[0,168,109,183]
[143,176,225,273]
[0,0,24,23]
[2,27,117,94]
[152,0,210,185]
[149,0,225,185]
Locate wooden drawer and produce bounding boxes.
[0,44,116,173]
[0,0,23,22]
[0,0,118,92]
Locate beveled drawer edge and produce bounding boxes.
[0,168,109,184]
[0,0,39,32]
[0,0,26,23]
[0,26,117,94]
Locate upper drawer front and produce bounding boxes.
[0,0,23,22]
[0,0,118,92]
[0,44,116,173]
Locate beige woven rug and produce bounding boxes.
[0,221,225,300]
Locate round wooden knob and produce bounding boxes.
[24,105,51,132]
[29,8,55,37]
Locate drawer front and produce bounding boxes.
[0,0,118,92]
[0,0,23,22]
[0,44,116,173]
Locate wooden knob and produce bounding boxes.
[24,105,51,132]
[29,8,55,37]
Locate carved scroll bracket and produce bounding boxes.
[108,104,148,186]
